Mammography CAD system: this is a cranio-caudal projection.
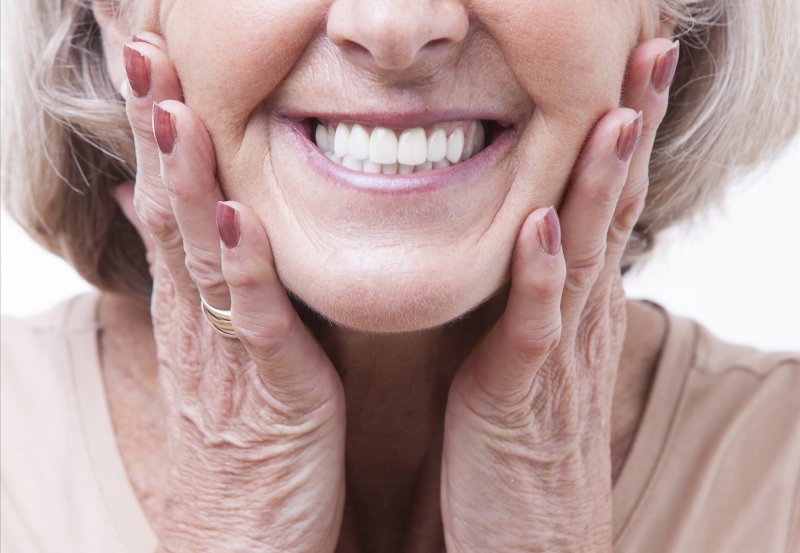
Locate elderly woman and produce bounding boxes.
[2,0,799,551]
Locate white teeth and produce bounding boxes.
[397,128,428,166]
[461,121,484,161]
[334,123,350,158]
[315,121,489,174]
[427,128,447,162]
[461,121,477,161]
[369,127,399,164]
[446,127,464,163]
[349,123,370,160]
[363,159,381,173]
[315,125,331,153]
[342,154,363,171]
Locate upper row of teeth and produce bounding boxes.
[314,120,485,174]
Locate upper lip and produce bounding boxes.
[279,109,516,129]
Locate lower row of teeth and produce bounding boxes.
[313,120,486,174]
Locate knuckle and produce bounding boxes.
[610,195,647,245]
[517,260,564,300]
[223,264,265,293]
[233,312,296,354]
[576,306,611,361]
[134,195,176,240]
[501,316,562,360]
[184,252,225,291]
[566,246,606,294]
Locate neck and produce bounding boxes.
[296,290,667,552]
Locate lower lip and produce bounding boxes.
[282,118,517,195]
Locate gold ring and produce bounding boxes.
[200,297,237,338]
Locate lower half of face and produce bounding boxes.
[158,0,639,332]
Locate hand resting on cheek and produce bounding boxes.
[116,32,677,552]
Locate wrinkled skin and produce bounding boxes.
[95,0,676,551]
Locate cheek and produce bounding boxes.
[472,1,638,211]
[475,0,635,118]
[162,0,328,151]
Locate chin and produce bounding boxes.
[282,263,504,334]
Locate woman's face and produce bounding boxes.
[120,0,655,332]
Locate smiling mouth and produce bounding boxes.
[305,118,509,174]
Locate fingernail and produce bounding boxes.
[617,111,643,163]
[152,103,177,155]
[651,40,680,94]
[216,202,241,249]
[123,44,150,98]
[537,207,561,256]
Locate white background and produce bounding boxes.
[2,138,799,351]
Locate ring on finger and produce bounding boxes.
[200,296,238,338]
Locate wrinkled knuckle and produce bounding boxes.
[135,197,175,240]
[233,312,295,354]
[184,253,224,291]
[518,262,563,300]
[577,307,610,360]
[566,247,606,293]
[610,194,647,244]
[502,317,562,360]
[223,265,264,293]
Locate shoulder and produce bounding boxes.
[615,310,800,551]
[1,293,100,369]
[685,315,800,416]
[691,317,800,378]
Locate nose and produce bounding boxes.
[327,0,468,73]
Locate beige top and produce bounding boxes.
[1,294,798,552]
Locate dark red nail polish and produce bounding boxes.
[152,103,177,155]
[123,45,151,98]
[538,207,562,256]
[651,40,680,93]
[216,202,241,249]
[617,112,643,163]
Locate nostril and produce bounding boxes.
[341,39,371,58]
[425,38,451,50]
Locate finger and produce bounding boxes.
[132,32,169,53]
[154,100,230,310]
[218,202,342,413]
[557,108,642,339]
[452,207,566,410]
[112,181,156,256]
[122,40,191,294]
[599,39,679,275]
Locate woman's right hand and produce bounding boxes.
[118,34,345,553]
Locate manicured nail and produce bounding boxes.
[123,44,151,98]
[617,112,643,163]
[651,40,680,94]
[537,207,561,256]
[152,103,177,155]
[216,202,241,249]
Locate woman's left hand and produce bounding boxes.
[441,38,679,552]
